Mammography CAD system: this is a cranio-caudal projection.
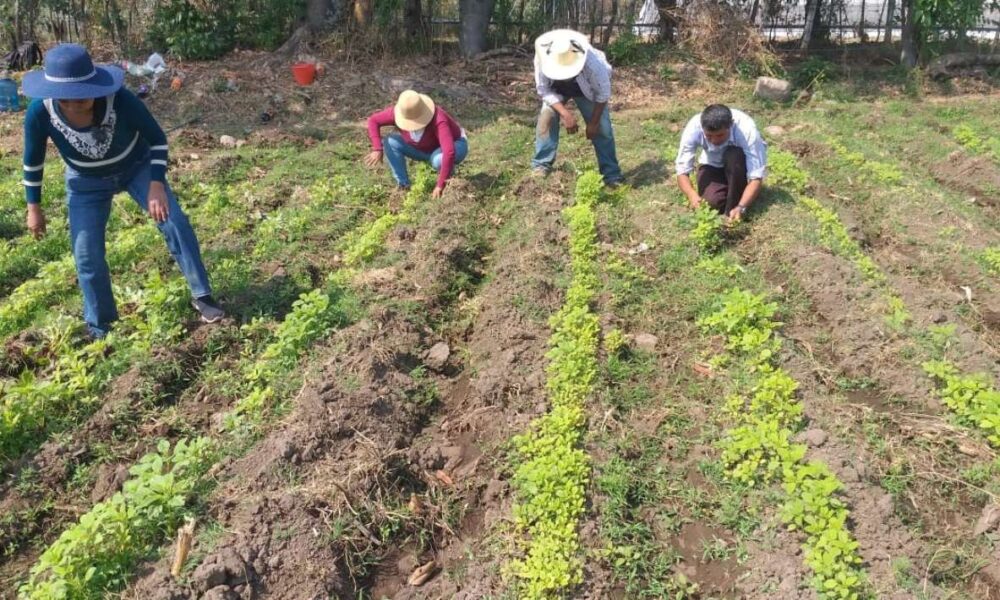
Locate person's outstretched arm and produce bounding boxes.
[23,101,49,238]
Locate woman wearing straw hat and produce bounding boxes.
[21,44,223,339]
[532,29,624,187]
[364,90,469,198]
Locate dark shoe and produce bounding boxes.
[605,178,626,189]
[192,295,225,323]
[84,325,110,342]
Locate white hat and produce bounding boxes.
[535,29,590,81]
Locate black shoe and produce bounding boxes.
[192,295,225,323]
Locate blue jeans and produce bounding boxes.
[531,96,623,184]
[66,156,211,337]
[383,134,469,187]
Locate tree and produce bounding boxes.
[459,0,495,57]
[800,0,824,49]
[900,0,917,66]
[653,0,677,43]
[404,0,422,38]
[885,0,896,42]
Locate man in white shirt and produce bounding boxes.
[531,29,624,186]
[675,104,767,221]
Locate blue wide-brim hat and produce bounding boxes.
[22,43,124,100]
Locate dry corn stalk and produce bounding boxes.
[171,519,197,578]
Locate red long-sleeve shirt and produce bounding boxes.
[366,105,464,190]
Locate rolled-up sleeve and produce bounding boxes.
[742,126,768,180]
[534,56,562,106]
[675,117,701,177]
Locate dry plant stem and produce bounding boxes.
[171,519,197,578]
[330,479,381,545]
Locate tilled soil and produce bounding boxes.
[743,215,1000,599]
[122,172,568,600]
[366,174,574,599]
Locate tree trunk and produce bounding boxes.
[306,0,329,27]
[404,0,422,38]
[800,0,824,49]
[602,0,618,46]
[884,0,895,43]
[459,0,495,57]
[899,0,917,67]
[653,0,677,43]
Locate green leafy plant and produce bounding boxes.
[980,247,1000,276]
[827,138,902,185]
[690,204,723,254]
[924,360,1000,446]
[954,124,986,153]
[508,171,603,598]
[699,286,868,598]
[341,167,434,266]
[768,149,809,193]
[20,438,216,598]
[793,56,834,90]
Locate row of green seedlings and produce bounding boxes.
[226,167,435,428]
[698,287,868,599]
[953,124,1000,163]
[0,183,251,463]
[1,172,370,461]
[0,270,193,463]
[507,171,603,599]
[18,172,435,598]
[771,149,1000,451]
[824,136,903,186]
[768,149,912,330]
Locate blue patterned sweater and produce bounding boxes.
[22,88,168,204]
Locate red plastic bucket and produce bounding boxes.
[291,63,316,86]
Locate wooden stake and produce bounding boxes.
[171,518,197,578]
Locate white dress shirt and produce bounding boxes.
[675,108,768,180]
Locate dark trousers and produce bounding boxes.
[697,146,747,215]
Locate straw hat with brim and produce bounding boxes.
[535,29,590,81]
[22,43,124,100]
[394,90,436,132]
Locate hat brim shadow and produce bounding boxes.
[22,65,125,100]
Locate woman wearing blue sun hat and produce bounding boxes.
[21,43,223,338]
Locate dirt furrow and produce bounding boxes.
[120,173,528,599]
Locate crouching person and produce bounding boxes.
[364,90,468,198]
[676,104,767,222]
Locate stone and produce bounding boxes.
[974,503,1000,536]
[633,333,658,352]
[753,76,793,102]
[801,428,828,447]
[203,586,239,600]
[219,135,237,148]
[425,342,450,371]
[192,548,247,592]
[763,125,786,137]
